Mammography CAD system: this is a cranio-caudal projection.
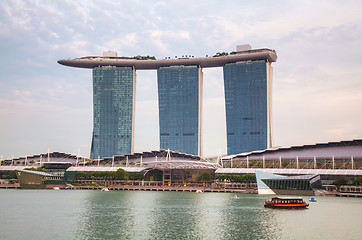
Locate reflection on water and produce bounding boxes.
[77,191,278,240]
[1,190,362,240]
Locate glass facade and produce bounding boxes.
[90,67,135,159]
[255,171,322,193]
[262,179,313,190]
[223,60,272,155]
[157,66,202,156]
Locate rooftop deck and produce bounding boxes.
[58,49,277,69]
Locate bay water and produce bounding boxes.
[0,189,361,240]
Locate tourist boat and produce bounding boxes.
[196,190,203,193]
[101,187,109,192]
[264,197,309,209]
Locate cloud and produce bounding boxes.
[1,0,362,158]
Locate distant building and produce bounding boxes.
[157,66,203,156]
[90,67,136,159]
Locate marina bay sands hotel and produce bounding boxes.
[58,45,277,159]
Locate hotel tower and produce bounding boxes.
[90,66,136,159]
[58,45,277,158]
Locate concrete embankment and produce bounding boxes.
[0,183,20,189]
[336,192,362,197]
[70,185,257,193]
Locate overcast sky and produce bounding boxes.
[1,0,362,159]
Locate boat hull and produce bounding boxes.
[264,204,309,209]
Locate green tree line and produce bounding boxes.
[333,177,362,186]
[216,174,256,183]
[74,169,144,181]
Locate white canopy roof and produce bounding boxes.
[216,168,362,176]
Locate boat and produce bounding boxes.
[264,197,309,209]
[52,187,60,190]
[309,197,317,202]
[232,195,240,199]
[101,187,109,192]
[196,190,203,193]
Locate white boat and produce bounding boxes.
[52,187,60,190]
[101,187,109,192]
[232,195,239,199]
[196,190,203,193]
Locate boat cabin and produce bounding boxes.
[270,197,305,204]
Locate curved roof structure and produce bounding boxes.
[66,166,147,173]
[222,139,362,160]
[67,160,218,172]
[216,168,362,176]
[58,49,277,70]
[146,160,218,170]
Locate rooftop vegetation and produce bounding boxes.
[23,167,48,172]
[134,55,156,60]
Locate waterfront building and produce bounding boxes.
[66,149,218,187]
[255,171,322,195]
[1,143,362,190]
[58,47,277,157]
[157,66,203,156]
[221,139,362,171]
[224,60,273,155]
[90,67,136,159]
[15,169,73,189]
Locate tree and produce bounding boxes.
[333,178,350,186]
[129,172,144,180]
[197,172,211,181]
[115,168,128,180]
[256,161,263,167]
[215,174,256,183]
[282,161,289,168]
[352,177,362,185]
[213,52,229,57]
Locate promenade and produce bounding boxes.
[71,184,257,193]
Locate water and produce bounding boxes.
[0,190,361,240]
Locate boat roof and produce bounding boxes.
[272,196,304,200]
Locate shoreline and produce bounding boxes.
[2,183,362,197]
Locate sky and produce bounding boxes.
[1,0,362,159]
